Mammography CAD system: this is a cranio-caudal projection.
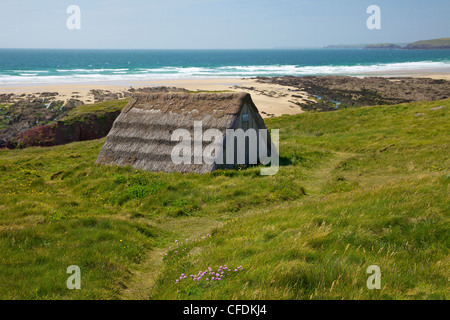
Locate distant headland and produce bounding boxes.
[325,37,450,50]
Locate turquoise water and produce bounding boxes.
[0,49,449,84]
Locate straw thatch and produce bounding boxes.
[96,92,268,173]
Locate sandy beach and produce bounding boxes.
[0,78,312,118]
[1,70,450,118]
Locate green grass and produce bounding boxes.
[65,99,129,118]
[0,99,448,299]
[61,99,129,126]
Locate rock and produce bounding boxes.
[257,76,450,111]
[39,92,59,97]
[14,110,120,148]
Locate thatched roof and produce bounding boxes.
[96,92,267,173]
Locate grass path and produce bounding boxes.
[120,217,227,299]
[301,151,357,195]
[1,99,447,299]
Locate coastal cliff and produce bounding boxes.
[4,99,127,149]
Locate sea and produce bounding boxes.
[0,48,449,85]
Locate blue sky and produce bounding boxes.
[0,0,449,49]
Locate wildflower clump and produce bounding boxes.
[175,265,243,284]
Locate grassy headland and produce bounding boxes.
[0,98,448,299]
[406,38,450,49]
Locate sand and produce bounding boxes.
[1,71,449,118]
[0,78,311,118]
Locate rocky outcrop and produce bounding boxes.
[257,76,450,111]
[1,86,186,149]
[0,96,83,148]
[9,110,120,148]
[89,89,131,102]
[89,87,187,103]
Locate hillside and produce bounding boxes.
[326,38,450,50]
[406,38,450,49]
[0,99,448,299]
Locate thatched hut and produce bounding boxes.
[96,92,271,173]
